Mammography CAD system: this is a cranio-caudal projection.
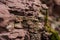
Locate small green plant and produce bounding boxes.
[44,9,60,40]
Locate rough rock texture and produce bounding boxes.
[0,0,60,40]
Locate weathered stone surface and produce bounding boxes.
[0,0,60,40]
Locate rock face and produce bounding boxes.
[54,0,60,5]
[0,0,60,40]
[40,0,60,15]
